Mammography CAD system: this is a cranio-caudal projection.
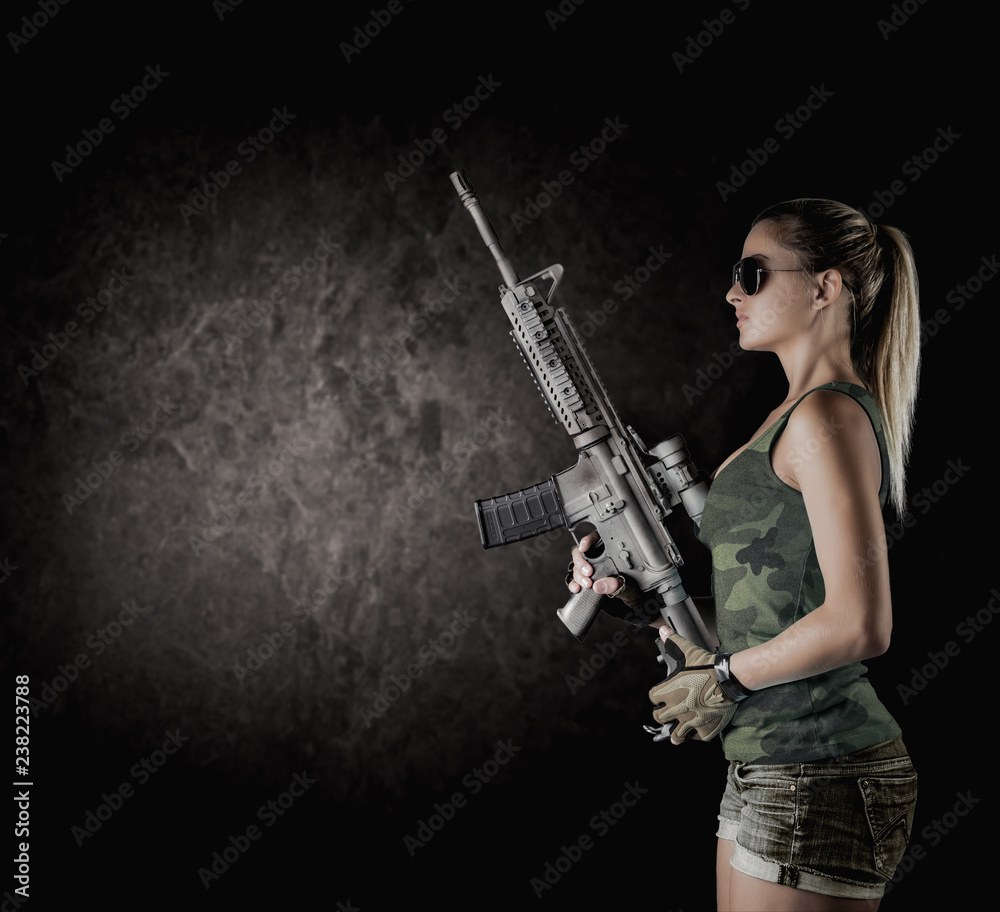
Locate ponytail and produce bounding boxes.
[858,224,920,517]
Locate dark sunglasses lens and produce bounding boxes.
[738,257,759,294]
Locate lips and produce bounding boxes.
[735,311,748,327]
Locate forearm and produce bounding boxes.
[727,600,889,691]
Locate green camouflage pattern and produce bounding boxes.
[698,382,900,763]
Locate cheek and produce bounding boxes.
[743,293,799,342]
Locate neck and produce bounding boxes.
[775,344,862,403]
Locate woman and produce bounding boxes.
[567,199,920,910]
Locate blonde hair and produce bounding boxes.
[752,199,920,516]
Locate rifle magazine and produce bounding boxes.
[474,478,566,549]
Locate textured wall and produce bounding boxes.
[2,2,988,909]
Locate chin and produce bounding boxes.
[736,329,766,351]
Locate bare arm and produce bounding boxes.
[728,391,893,690]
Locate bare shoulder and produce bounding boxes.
[774,389,880,492]
[789,388,876,442]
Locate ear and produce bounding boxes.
[812,268,845,311]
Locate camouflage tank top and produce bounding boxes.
[698,382,901,763]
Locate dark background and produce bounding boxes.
[2,1,991,908]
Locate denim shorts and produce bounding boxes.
[716,736,917,900]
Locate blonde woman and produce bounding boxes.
[569,199,920,910]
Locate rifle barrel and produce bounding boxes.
[450,170,520,289]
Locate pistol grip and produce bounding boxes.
[556,585,603,641]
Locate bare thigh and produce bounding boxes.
[716,837,882,912]
[717,838,734,910]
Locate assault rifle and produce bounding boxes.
[450,170,715,659]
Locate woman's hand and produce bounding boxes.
[565,533,671,634]
[565,532,623,596]
[648,633,740,744]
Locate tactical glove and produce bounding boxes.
[648,635,750,743]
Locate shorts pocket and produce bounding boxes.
[858,772,918,878]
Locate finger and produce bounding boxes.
[570,548,593,587]
[578,531,601,553]
[671,719,692,743]
[593,576,620,596]
[566,562,590,590]
[569,569,592,589]
[647,620,675,635]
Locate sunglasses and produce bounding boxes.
[731,256,805,295]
